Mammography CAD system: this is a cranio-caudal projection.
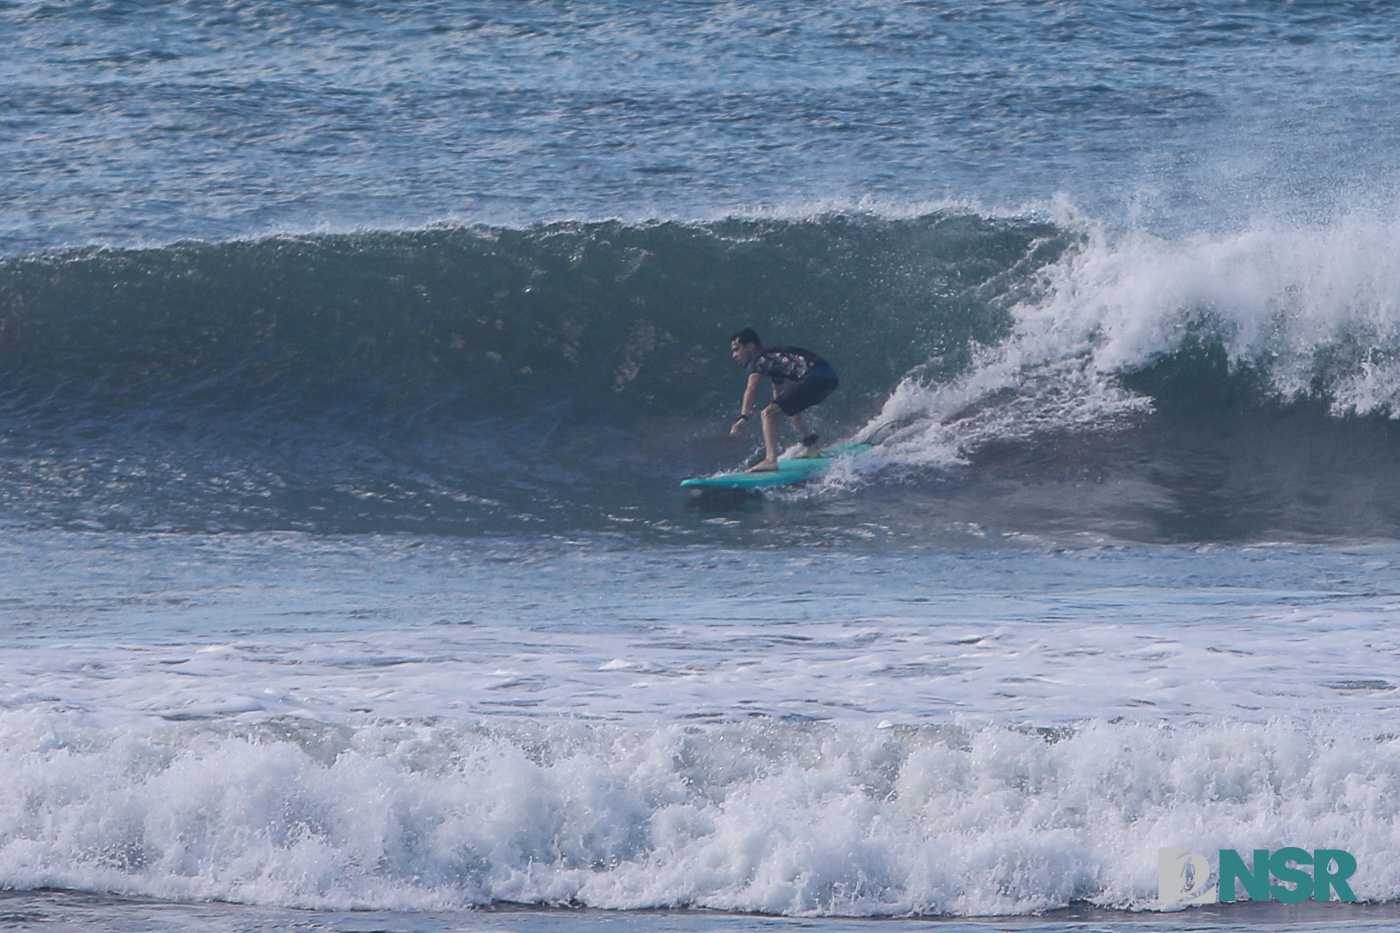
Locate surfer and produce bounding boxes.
[728,328,839,472]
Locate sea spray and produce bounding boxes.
[854,210,1400,474]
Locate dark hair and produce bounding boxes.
[729,328,761,347]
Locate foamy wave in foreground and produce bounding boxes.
[1,712,1395,915]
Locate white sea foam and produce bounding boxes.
[0,712,1396,915]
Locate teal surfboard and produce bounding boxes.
[681,444,871,490]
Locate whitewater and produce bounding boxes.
[6,533,1400,923]
[5,2,1400,931]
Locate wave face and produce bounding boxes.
[0,214,1063,535]
[5,212,1400,542]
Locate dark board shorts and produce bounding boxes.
[773,364,838,416]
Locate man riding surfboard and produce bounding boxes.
[727,329,840,472]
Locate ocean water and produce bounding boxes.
[4,1,1400,930]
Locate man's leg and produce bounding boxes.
[790,412,821,457]
[771,374,834,461]
[746,403,783,471]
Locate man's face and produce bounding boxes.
[731,339,757,366]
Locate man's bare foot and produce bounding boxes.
[795,447,823,459]
[746,459,779,472]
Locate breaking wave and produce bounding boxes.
[3,209,1400,540]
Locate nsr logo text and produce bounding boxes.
[1159,847,1357,904]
